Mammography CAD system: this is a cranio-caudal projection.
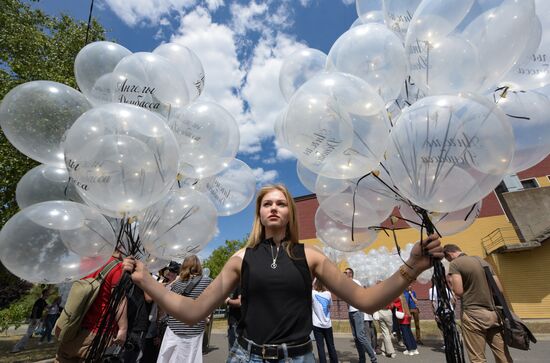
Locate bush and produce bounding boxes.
[0,284,57,333]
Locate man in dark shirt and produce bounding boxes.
[225,286,241,349]
[12,289,49,353]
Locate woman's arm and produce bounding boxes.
[306,235,442,314]
[123,249,243,325]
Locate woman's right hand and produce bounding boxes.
[122,257,147,286]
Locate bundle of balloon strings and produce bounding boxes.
[352,171,465,363]
[419,209,465,363]
[85,219,143,362]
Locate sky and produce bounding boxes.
[31,0,363,259]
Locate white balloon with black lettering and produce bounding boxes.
[16,164,82,209]
[169,101,239,179]
[284,72,389,179]
[63,103,179,217]
[0,201,115,283]
[385,94,513,212]
[111,52,190,118]
[153,43,205,101]
[74,41,132,105]
[191,159,256,216]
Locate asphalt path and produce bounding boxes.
[203,332,549,362]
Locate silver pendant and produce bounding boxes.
[271,262,277,269]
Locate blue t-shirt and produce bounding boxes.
[404,290,417,309]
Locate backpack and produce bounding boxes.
[54,259,120,343]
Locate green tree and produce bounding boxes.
[0,0,106,306]
[203,237,247,279]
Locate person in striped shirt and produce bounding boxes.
[158,255,211,363]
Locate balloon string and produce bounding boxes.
[85,0,95,46]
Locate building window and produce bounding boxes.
[521,178,539,189]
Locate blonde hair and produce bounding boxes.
[179,255,202,281]
[246,184,300,257]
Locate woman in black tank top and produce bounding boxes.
[123,184,444,362]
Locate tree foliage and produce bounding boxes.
[203,237,247,279]
[0,0,106,306]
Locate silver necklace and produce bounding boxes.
[270,243,280,269]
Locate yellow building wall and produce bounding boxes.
[536,176,550,187]
[301,214,550,319]
[487,242,550,319]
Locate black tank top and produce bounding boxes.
[238,239,312,344]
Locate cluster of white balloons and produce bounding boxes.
[346,243,449,287]
[0,41,256,283]
[275,0,550,252]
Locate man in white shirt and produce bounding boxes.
[345,268,377,363]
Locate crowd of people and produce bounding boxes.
[9,184,516,363]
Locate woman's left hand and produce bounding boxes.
[407,234,444,275]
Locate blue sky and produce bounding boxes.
[32,0,363,259]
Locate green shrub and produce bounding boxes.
[0,284,58,333]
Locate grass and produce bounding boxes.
[0,335,57,363]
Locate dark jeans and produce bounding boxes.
[312,326,338,363]
[40,314,57,342]
[122,331,145,362]
[400,324,417,351]
[349,311,377,363]
[364,321,378,351]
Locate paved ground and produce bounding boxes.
[203,331,550,362]
[2,327,549,362]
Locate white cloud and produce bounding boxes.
[253,167,279,185]
[341,0,355,5]
[230,1,268,35]
[239,33,307,153]
[104,0,310,164]
[170,7,245,120]
[103,0,197,26]
[205,0,224,11]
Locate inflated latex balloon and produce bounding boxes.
[398,201,482,236]
[16,164,82,209]
[405,0,536,95]
[0,201,115,283]
[284,72,389,179]
[63,103,179,217]
[354,167,400,221]
[382,0,422,40]
[386,76,426,124]
[169,101,239,179]
[0,81,91,167]
[74,41,132,105]
[319,190,387,228]
[111,52,190,117]
[279,48,327,102]
[315,175,351,205]
[493,89,550,173]
[315,206,377,252]
[140,188,217,260]
[190,159,256,216]
[501,0,550,90]
[273,107,290,149]
[153,43,205,101]
[350,11,385,29]
[385,94,514,212]
[296,161,318,194]
[327,23,407,102]
[142,253,171,273]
